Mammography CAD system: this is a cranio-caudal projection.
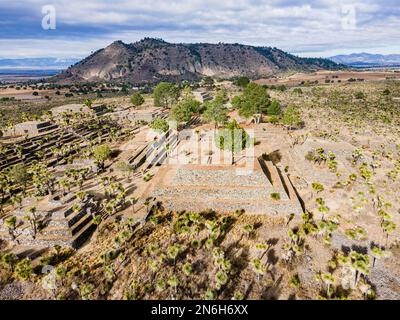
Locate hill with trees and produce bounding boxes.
[51,38,344,85]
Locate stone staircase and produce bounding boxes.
[36,121,58,134]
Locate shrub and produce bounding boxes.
[293,88,303,94]
[270,193,281,201]
[267,100,281,116]
[281,106,303,129]
[234,76,250,88]
[131,92,145,107]
[355,92,365,99]
[150,118,169,133]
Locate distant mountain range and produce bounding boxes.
[0,58,79,70]
[330,53,400,67]
[50,38,344,84]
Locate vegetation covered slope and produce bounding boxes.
[52,38,344,85]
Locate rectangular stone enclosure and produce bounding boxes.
[143,159,303,216]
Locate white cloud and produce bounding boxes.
[0,0,399,58]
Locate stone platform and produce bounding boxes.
[142,158,303,216]
[0,196,98,249]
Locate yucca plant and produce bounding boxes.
[255,242,270,259]
[251,258,267,282]
[371,246,385,268]
[191,239,200,249]
[167,275,179,298]
[14,258,33,281]
[289,274,301,289]
[4,216,17,241]
[167,245,180,265]
[204,288,216,300]
[232,291,244,300]
[156,279,167,292]
[182,262,194,276]
[1,252,16,272]
[215,271,228,289]
[321,272,334,298]
[147,244,159,256]
[350,251,370,287]
[243,223,254,238]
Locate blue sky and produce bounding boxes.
[0,0,399,59]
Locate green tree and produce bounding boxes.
[10,193,23,209]
[312,182,324,193]
[1,252,16,271]
[4,216,17,241]
[251,258,267,282]
[355,92,365,99]
[167,245,180,265]
[204,288,216,300]
[267,99,281,116]
[167,275,179,298]
[235,76,250,88]
[232,83,271,119]
[149,118,169,133]
[350,251,370,287]
[8,163,29,193]
[131,92,145,107]
[14,258,33,280]
[216,120,250,165]
[153,82,179,108]
[281,106,302,130]
[0,173,10,214]
[25,206,39,239]
[203,95,229,130]
[170,97,200,124]
[321,273,334,298]
[115,161,134,180]
[182,262,194,276]
[92,144,112,172]
[381,220,396,245]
